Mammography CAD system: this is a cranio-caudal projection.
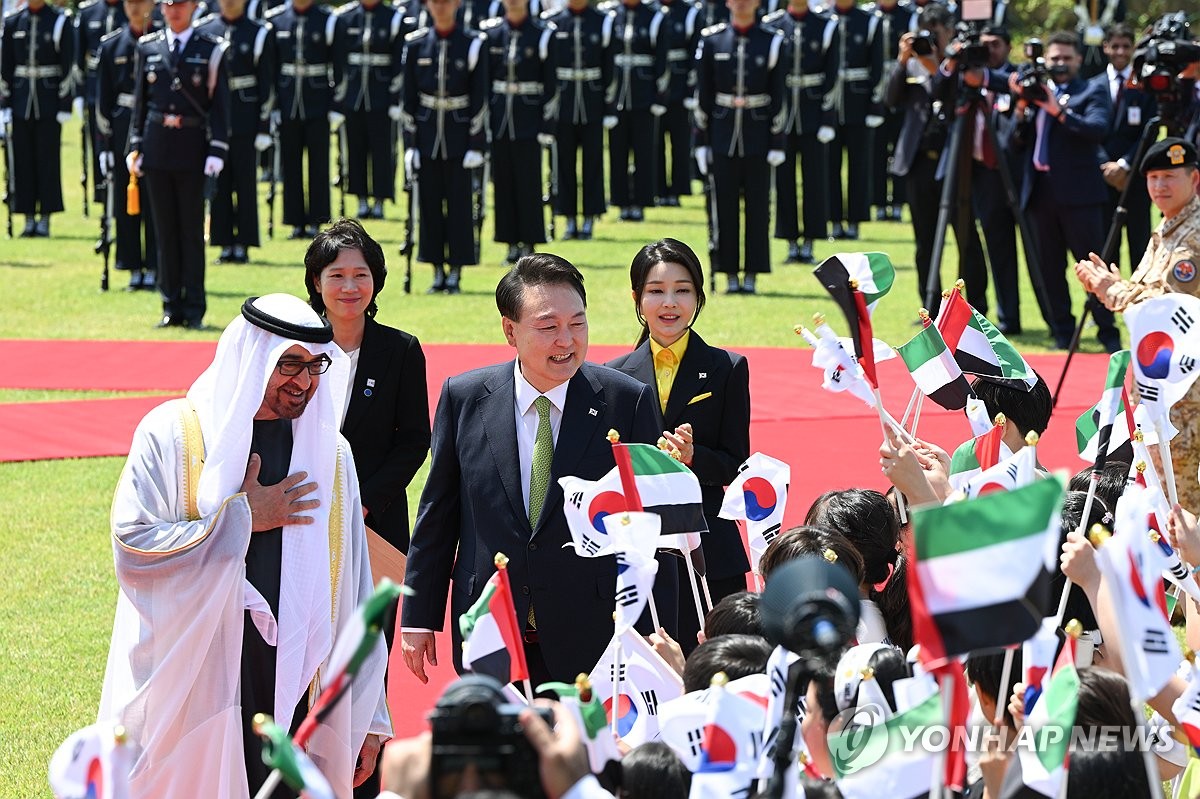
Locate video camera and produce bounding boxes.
[1131,12,1200,132]
[944,23,991,70]
[428,675,553,799]
[1014,38,1050,103]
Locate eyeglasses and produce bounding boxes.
[274,355,332,376]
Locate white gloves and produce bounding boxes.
[694,145,710,176]
[683,96,698,111]
[816,125,836,144]
[56,111,72,125]
[537,132,555,146]
[766,149,785,167]
[650,103,666,117]
[865,114,884,128]
[462,150,484,169]
[328,110,345,128]
[99,151,114,177]
[254,133,272,152]
[388,104,403,121]
[405,148,420,175]
[270,109,281,128]
[73,96,85,117]
[602,115,617,130]
[126,152,143,177]
[204,156,224,176]
[0,108,11,126]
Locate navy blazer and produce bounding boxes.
[607,332,752,580]
[401,361,670,680]
[340,318,431,553]
[1091,70,1157,166]
[1018,75,1112,209]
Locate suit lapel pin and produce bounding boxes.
[588,408,598,416]
[698,372,707,379]
[366,378,376,387]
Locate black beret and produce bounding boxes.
[1142,137,1198,174]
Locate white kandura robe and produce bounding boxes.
[98,399,392,799]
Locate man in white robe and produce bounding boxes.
[98,294,392,798]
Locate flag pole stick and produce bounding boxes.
[1055,473,1103,627]
[648,592,662,631]
[523,678,535,703]
[253,771,282,799]
[683,554,707,629]
[1154,418,1179,507]
[928,674,949,799]
[900,385,921,428]
[911,394,926,438]
[611,635,622,738]
[991,648,1015,729]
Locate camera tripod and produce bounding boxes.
[922,79,1051,332]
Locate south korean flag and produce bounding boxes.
[1125,293,1200,426]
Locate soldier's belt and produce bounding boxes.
[280,63,329,77]
[15,65,63,79]
[842,67,870,81]
[348,53,392,66]
[418,92,470,110]
[228,75,258,91]
[491,80,543,96]
[147,110,205,129]
[667,49,689,61]
[614,53,654,67]
[786,74,824,89]
[556,67,601,81]
[714,92,771,109]
[117,92,136,108]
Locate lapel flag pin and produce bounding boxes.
[698,372,706,379]
[588,408,598,416]
[366,378,376,387]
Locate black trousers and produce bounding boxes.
[904,152,988,312]
[417,155,476,266]
[555,118,605,217]
[280,115,331,227]
[972,162,1021,330]
[1027,172,1118,343]
[492,137,546,245]
[109,154,157,272]
[774,130,828,241]
[346,109,396,201]
[656,101,692,198]
[145,167,207,322]
[712,153,771,276]
[608,108,654,208]
[827,122,871,224]
[1103,176,1152,273]
[12,116,64,215]
[209,133,261,248]
[871,109,905,207]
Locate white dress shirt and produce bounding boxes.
[166,27,193,55]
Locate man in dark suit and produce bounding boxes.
[1093,24,1155,274]
[1012,30,1119,352]
[400,254,673,686]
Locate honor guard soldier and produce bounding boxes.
[95,0,157,289]
[694,0,786,294]
[126,0,230,329]
[197,0,272,264]
[654,0,698,207]
[76,0,127,209]
[542,0,613,240]
[332,0,406,221]
[1,0,74,237]
[823,0,881,240]
[697,0,727,30]
[762,0,836,265]
[1074,0,1123,80]
[481,0,556,264]
[867,0,913,221]
[604,0,666,222]
[400,0,488,294]
[266,0,341,239]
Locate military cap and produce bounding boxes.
[1142,137,1198,174]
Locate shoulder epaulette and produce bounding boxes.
[99,27,123,43]
[596,0,618,10]
[538,7,557,20]
[194,12,218,28]
[139,29,165,44]
[196,29,224,44]
[334,1,359,15]
[761,8,784,23]
[404,26,430,41]
[78,0,100,10]
[264,4,287,19]
[479,15,503,29]
[700,22,726,36]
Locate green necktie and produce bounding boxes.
[528,396,553,528]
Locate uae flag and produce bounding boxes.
[459,565,529,685]
[817,252,895,312]
[908,476,1064,661]
[1000,634,1079,799]
[1079,350,1131,473]
[829,687,943,799]
[897,324,973,410]
[935,289,1036,388]
[947,421,1009,491]
[1076,399,1175,465]
[538,680,622,773]
[813,255,885,388]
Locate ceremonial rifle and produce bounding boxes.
[266,116,279,239]
[81,111,91,218]
[399,155,417,294]
[471,153,489,264]
[1,114,13,238]
[704,170,718,292]
[335,119,348,219]
[96,168,114,291]
[542,137,558,241]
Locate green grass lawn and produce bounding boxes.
[0,119,1147,795]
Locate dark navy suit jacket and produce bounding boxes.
[1018,74,1112,209]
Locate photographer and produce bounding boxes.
[1008,30,1121,353]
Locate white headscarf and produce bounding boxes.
[186,294,350,732]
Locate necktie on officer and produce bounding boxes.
[528,396,554,528]
[170,36,182,68]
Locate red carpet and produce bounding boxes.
[2,339,1109,735]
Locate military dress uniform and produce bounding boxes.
[75,0,127,206]
[96,20,157,287]
[653,0,698,205]
[128,22,230,327]
[824,0,881,238]
[1074,0,1124,80]
[866,0,913,220]
[762,5,836,263]
[543,1,613,238]
[604,0,666,220]
[481,13,556,260]
[1,0,74,236]
[197,9,272,261]
[399,22,487,293]
[267,0,340,237]
[333,0,406,219]
[694,18,786,291]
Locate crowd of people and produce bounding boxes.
[3,0,1200,327]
